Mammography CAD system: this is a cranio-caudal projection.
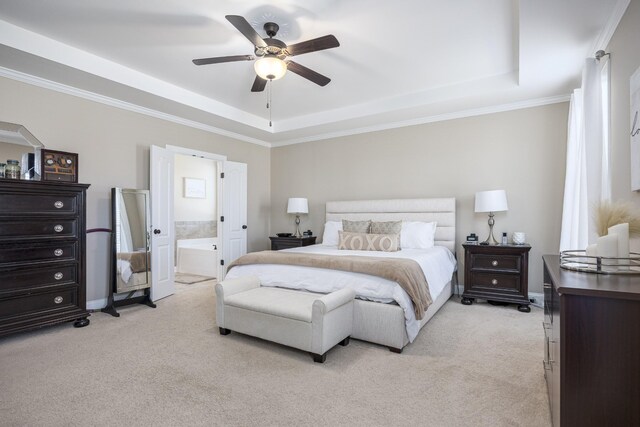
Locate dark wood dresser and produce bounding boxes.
[543,255,640,426]
[0,180,91,337]
[270,236,316,250]
[462,243,531,312]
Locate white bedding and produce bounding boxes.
[225,244,457,342]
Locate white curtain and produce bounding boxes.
[559,57,611,251]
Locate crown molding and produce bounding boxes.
[271,94,571,147]
[591,0,630,53]
[0,66,272,148]
[2,66,570,150]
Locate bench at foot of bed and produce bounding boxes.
[215,276,355,363]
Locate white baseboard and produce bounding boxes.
[87,298,107,311]
[528,292,544,308]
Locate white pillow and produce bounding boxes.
[401,221,437,249]
[321,221,343,246]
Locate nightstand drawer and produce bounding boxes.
[270,236,316,250]
[469,272,521,291]
[471,254,521,272]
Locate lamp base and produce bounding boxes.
[481,212,500,245]
[294,215,302,238]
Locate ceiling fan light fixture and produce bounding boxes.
[254,55,287,80]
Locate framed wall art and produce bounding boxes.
[183,177,206,198]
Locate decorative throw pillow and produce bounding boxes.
[321,221,343,246]
[401,221,437,249]
[338,231,400,252]
[370,220,402,235]
[342,219,371,233]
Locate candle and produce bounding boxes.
[597,234,618,269]
[608,223,630,270]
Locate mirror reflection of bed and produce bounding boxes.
[114,189,151,293]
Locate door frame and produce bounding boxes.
[165,145,227,280]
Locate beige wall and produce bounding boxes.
[271,103,569,293]
[0,76,271,306]
[174,155,216,222]
[608,0,640,251]
[15,2,640,301]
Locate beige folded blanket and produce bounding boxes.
[228,251,432,319]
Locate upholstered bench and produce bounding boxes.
[215,276,355,363]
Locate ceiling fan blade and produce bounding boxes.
[192,55,254,66]
[226,15,267,48]
[286,35,340,56]
[286,61,331,86]
[251,76,268,92]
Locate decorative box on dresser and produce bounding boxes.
[543,255,640,427]
[269,236,316,250]
[0,180,91,337]
[461,243,531,312]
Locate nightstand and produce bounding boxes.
[269,236,317,250]
[461,243,531,312]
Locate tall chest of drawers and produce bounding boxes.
[0,180,91,337]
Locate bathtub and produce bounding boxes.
[176,237,218,278]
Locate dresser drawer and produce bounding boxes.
[0,286,78,319]
[471,254,521,272]
[0,219,78,241]
[0,192,78,216]
[0,264,78,293]
[469,272,521,292]
[0,241,78,266]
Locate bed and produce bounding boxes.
[226,198,457,352]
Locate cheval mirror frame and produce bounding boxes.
[101,187,156,317]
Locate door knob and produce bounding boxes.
[153,229,161,234]
[242,225,248,229]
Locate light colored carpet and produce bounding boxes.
[174,272,215,284]
[0,283,551,427]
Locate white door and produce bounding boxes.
[220,161,247,279]
[150,145,175,301]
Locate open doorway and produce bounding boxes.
[150,144,247,302]
[173,154,219,289]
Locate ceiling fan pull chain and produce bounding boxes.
[268,80,273,127]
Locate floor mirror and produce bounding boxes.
[102,188,156,316]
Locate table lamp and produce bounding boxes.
[475,190,508,245]
[287,197,308,238]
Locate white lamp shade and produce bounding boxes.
[254,56,287,81]
[287,198,308,214]
[475,190,508,213]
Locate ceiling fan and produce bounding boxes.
[193,15,340,92]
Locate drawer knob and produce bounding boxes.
[54,224,64,233]
[54,296,63,304]
[54,272,64,280]
[491,279,498,285]
[54,249,63,257]
[54,201,64,209]
[492,260,499,266]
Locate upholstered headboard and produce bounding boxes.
[325,198,456,252]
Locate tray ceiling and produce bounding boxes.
[0,0,626,146]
